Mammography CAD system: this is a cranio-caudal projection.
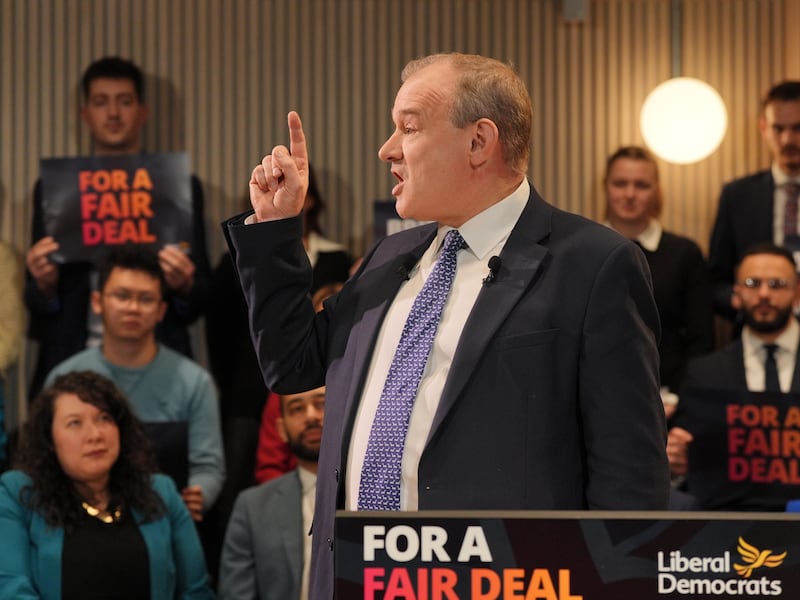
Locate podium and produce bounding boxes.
[335,510,800,599]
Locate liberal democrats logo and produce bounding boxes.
[657,537,787,596]
[734,537,787,578]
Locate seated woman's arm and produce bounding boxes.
[0,472,41,599]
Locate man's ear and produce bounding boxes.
[731,288,743,311]
[468,118,500,167]
[137,103,150,126]
[90,290,103,315]
[276,417,288,444]
[758,115,767,137]
[156,299,168,323]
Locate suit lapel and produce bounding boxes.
[754,172,776,241]
[429,189,552,439]
[790,340,800,392]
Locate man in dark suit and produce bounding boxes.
[24,56,210,398]
[219,386,324,599]
[708,81,800,318]
[225,53,669,599]
[668,243,800,504]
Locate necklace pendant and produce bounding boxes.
[81,501,122,524]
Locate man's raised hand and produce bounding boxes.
[249,111,309,222]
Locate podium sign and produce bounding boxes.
[335,510,800,599]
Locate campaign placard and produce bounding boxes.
[683,388,800,511]
[335,511,800,599]
[41,152,194,263]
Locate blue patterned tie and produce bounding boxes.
[358,229,467,510]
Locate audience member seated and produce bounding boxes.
[0,371,213,599]
[603,145,714,419]
[669,243,800,510]
[24,56,210,399]
[0,240,23,470]
[44,246,224,521]
[219,386,325,600]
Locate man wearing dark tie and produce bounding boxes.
[225,52,669,599]
[709,81,800,318]
[669,243,800,498]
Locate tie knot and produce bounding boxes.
[765,343,779,358]
[442,229,467,256]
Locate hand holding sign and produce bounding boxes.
[666,426,693,477]
[159,244,196,295]
[249,111,309,223]
[25,236,60,298]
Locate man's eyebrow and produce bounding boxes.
[395,108,422,118]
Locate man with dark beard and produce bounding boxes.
[218,386,324,600]
[668,244,800,505]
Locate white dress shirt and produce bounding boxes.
[345,178,529,510]
[741,318,799,392]
[298,466,316,600]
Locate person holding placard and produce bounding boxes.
[24,56,210,399]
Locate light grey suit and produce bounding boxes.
[218,470,304,599]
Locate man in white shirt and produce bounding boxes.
[226,52,668,599]
[669,243,800,492]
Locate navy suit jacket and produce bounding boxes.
[218,470,304,599]
[225,186,670,599]
[708,170,775,317]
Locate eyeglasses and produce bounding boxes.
[739,277,791,290]
[104,290,161,307]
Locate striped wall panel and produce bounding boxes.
[0,0,794,423]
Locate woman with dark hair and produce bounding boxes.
[603,146,715,419]
[0,371,212,599]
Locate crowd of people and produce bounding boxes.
[1,52,799,599]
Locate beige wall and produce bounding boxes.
[1,0,798,419]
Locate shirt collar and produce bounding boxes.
[635,219,663,252]
[298,465,317,495]
[602,218,662,252]
[771,163,800,187]
[435,178,529,260]
[742,316,800,357]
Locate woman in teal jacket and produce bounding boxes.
[0,371,212,599]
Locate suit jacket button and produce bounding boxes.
[327,537,334,551]
[335,469,340,482]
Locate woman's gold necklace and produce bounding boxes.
[81,501,122,524]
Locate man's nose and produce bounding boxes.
[378,130,401,163]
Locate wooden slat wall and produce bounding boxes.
[0,0,796,424]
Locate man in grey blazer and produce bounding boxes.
[708,81,800,318]
[218,386,325,599]
[225,53,669,599]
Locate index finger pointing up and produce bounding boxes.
[287,111,308,164]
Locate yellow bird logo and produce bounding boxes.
[733,537,787,578]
